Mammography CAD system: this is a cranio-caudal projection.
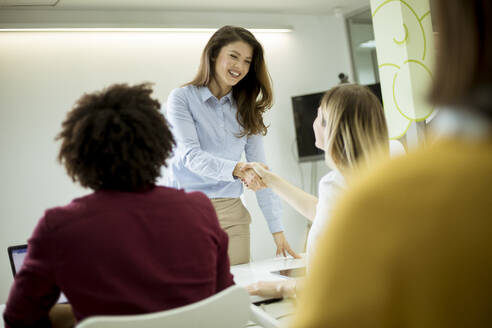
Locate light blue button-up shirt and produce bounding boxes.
[163,85,283,233]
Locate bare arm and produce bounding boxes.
[243,163,318,221]
[247,278,302,298]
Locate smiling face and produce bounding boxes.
[313,106,326,150]
[212,41,253,94]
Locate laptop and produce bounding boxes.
[8,244,68,303]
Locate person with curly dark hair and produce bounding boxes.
[3,83,234,327]
[57,82,175,191]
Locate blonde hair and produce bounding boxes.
[320,84,389,172]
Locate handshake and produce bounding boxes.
[233,162,271,191]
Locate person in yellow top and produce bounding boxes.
[292,0,492,327]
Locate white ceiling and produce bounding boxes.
[2,0,370,16]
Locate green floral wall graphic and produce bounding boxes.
[370,0,435,139]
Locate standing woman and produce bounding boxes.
[165,26,299,265]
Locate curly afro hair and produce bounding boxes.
[56,83,175,191]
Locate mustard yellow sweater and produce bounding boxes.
[292,138,492,328]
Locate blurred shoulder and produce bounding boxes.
[40,192,95,230]
[184,190,213,207]
[177,190,216,218]
[152,186,210,206]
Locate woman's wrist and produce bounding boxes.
[281,280,297,298]
[260,169,277,187]
[233,162,244,178]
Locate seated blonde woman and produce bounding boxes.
[246,84,389,298]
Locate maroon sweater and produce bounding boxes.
[3,186,234,327]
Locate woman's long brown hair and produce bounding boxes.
[187,25,273,136]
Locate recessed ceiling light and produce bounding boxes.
[0,0,58,6]
[0,27,292,33]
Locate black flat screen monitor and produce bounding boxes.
[365,83,382,105]
[292,92,325,162]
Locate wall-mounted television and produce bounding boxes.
[291,91,325,162]
[291,83,382,162]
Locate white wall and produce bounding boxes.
[0,10,352,303]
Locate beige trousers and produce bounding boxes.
[210,198,251,265]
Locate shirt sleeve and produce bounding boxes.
[245,134,284,233]
[166,88,237,182]
[3,215,61,328]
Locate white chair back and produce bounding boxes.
[76,285,250,328]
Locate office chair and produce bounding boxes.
[76,285,281,328]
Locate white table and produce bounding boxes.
[231,256,305,327]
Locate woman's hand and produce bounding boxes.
[233,162,267,191]
[242,168,267,191]
[241,162,272,185]
[247,280,297,298]
[272,231,301,258]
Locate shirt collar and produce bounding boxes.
[199,86,214,103]
[199,86,233,104]
[224,91,234,103]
